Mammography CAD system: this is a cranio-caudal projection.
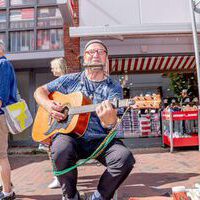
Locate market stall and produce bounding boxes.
[109,56,199,150]
[162,102,199,152]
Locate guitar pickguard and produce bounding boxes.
[44,115,73,136]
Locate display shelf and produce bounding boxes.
[120,110,161,138]
[162,110,199,152]
[163,134,198,147]
[162,110,198,121]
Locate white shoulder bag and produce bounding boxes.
[2,90,33,134]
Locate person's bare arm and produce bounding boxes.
[34,85,66,121]
[0,100,2,108]
[34,85,50,109]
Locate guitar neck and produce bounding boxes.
[68,99,129,115]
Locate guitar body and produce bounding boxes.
[32,92,91,144]
[32,91,161,145]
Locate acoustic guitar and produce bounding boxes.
[32,91,161,144]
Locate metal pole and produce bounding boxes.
[189,0,200,151]
[169,111,174,153]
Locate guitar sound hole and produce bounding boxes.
[45,104,72,136]
[60,106,69,122]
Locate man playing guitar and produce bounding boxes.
[34,40,135,200]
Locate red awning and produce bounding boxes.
[109,55,196,74]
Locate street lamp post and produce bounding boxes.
[189,0,200,151]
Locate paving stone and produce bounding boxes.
[3,149,200,200]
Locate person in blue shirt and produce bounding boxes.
[34,40,135,200]
[0,41,17,200]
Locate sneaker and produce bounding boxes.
[38,143,49,152]
[48,177,61,189]
[62,192,85,200]
[86,190,102,200]
[84,195,91,200]
[0,191,15,200]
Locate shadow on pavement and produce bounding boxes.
[9,155,48,170]
[78,172,199,198]
[16,194,60,200]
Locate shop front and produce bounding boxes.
[60,0,200,148]
[107,54,198,149]
[80,38,199,147]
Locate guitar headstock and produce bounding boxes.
[129,94,161,109]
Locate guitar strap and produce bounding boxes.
[52,106,131,176]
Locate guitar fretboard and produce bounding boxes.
[68,99,130,115]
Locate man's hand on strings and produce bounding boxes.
[46,100,66,121]
[96,100,118,128]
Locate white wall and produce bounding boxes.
[140,0,191,24]
[79,0,195,26]
[79,0,141,26]
[79,0,197,55]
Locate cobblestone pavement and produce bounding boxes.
[6,149,200,200]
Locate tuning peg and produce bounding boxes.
[139,94,144,99]
[144,94,152,100]
[137,96,142,101]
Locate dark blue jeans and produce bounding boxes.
[51,134,135,200]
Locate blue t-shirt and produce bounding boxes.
[0,56,18,114]
[47,71,123,142]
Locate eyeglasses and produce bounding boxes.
[85,49,107,56]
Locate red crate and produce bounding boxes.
[162,111,198,121]
[163,134,199,147]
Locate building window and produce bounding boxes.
[38,0,57,5]
[0,33,6,44]
[10,31,34,52]
[0,11,6,30]
[10,0,35,6]
[3,2,64,53]
[10,8,34,29]
[37,7,63,27]
[37,29,63,50]
[0,0,6,7]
